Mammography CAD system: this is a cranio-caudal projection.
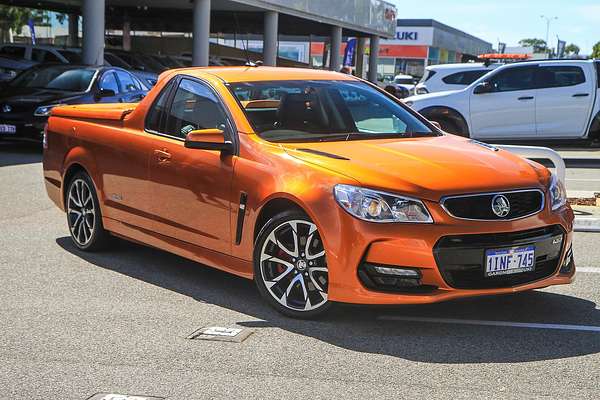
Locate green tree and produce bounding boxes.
[518,38,547,53]
[0,6,50,43]
[592,42,600,59]
[564,43,580,56]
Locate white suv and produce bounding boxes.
[415,63,499,95]
[405,60,600,143]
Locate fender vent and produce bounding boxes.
[296,148,349,160]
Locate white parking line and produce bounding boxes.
[578,268,600,273]
[377,316,600,332]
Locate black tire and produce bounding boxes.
[436,117,468,137]
[65,172,111,251]
[253,210,332,319]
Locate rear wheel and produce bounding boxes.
[254,211,331,318]
[66,172,111,251]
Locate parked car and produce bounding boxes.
[392,73,418,93]
[404,60,600,144]
[0,55,36,81]
[414,63,499,95]
[0,43,69,64]
[0,64,148,142]
[43,67,574,318]
[378,74,410,99]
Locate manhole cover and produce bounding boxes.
[86,394,164,400]
[187,326,253,343]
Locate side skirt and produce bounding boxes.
[103,217,254,279]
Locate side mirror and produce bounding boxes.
[96,88,116,98]
[429,120,442,130]
[473,81,492,95]
[184,128,233,152]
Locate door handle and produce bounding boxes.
[518,96,534,100]
[153,149,171,162]
[572,93,589,97]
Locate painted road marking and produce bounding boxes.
[377,316,600,332]
[578,268,600,273]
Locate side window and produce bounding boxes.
[164,79,228,139]
[32,49,48,63]
[99,72,119,93]
[443,71,487,85]
[145,80,175,133]
[490,67,536,92]
[536,66,586,89]
[0,46,26,59]
[116,70,141,92]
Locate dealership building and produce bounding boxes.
[379,19,493,77]
[0,0,397,82]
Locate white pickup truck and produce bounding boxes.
[404,60,600,144]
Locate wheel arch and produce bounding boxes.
[61,146,101,209]
[588,110,600,141]
[253,195,310,244]
[418,106,470,136]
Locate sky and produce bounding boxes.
[392,0,600,54]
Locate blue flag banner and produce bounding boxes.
[28,19,36,45]
[343,38,357,66]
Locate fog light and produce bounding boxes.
[372,266,420,277]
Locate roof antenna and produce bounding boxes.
[233,13,258,67]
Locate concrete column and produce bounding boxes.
[192,0,211,67]
[367,35,380,83]
[263,11,278,66]
[355,37,367,78]
[67,13,78,47]
[82,0,105,65]
[122,17,131,51]
[329,26,342,71]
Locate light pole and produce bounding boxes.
[541,15,558,58]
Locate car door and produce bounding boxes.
[146,77,235,254]
[115,70,147,103]
[469,65,538,139]
[534,64,594,138]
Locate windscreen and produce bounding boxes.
[229,80,436,143]
[9,65,96,91]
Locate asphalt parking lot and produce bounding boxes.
[1,142,600,399]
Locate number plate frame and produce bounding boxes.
[485,245,535,277]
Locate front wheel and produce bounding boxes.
[254,211,331,318]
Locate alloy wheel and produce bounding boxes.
[67,178,96,246]
[259,219,328,312]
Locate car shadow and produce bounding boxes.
[56,236,600,364]
[0,141,42,167]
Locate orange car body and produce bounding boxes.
[43,67,575,306]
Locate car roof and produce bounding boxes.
[427,63,489,71]
[170,66,357,83]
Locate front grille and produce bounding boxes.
[442,189,544,220]
[434,225,564,289]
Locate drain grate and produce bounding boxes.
[187,326,253,343]
[86,394,165,400]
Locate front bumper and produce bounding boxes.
[323,199,575,305]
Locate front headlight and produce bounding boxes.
[416,87,429,95]
[34,104,62,117]
[403,100,414,107]
[334,184,433,223]
[548,174,567,211]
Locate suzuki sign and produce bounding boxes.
[383,27,434,46]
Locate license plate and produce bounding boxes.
[0,124,16,134]
[485,245,535,277]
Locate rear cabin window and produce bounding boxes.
[145,81,174,133]
[0,46,26,59]
[536,66,586,88]
[442,70,488,85]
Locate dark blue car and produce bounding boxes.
[0,64,149,142]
